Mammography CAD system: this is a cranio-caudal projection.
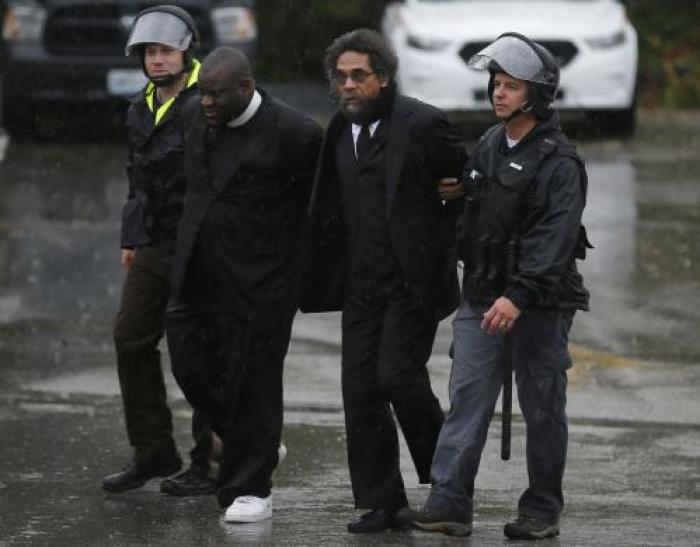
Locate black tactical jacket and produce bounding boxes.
[459,113,591,311]
[120,61,200,259]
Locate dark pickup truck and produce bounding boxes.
[1,0,256,136]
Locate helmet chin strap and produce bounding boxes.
[504,101,533,124]
[139,48,190,88]
[151,65,189,88]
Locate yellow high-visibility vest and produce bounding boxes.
[145,58,201,125]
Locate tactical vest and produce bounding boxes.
[458,124,590,305]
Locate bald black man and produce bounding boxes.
[165,47,323,522]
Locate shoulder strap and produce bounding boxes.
[538,133,588,203]
[481,124,504,179]
[482,123,503,148]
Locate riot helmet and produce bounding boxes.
[125,5,200,86]
[468,32,559,120]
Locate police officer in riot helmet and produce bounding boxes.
[125,5,200,87]
[408,33,592,540]
[103,5,218,496]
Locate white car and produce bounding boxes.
[382,0,638,135]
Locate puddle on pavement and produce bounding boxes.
[18,402,97,416]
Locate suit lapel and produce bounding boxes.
[208,125,246,194]
[187,113,212,193]
[385,97,410,219]
[309,112,345,215]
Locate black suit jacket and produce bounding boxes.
[170,90,323,314]
[301,94,467,320]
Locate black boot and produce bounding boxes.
[160,466,217,496]
[410,506,472,537]
[504,516,560,540]
[102,456,182,493]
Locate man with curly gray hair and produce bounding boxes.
[301,28,467,534]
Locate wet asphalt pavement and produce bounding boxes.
[0,109,699,546]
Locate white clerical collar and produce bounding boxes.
[227,90,262,128]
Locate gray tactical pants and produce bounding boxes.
[426,298,574,524]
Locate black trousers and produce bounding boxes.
[166,303,294,507]
[341,279,445,510]
[113,246,212,469]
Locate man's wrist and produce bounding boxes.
[504,286,530,310]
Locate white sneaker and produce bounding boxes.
[277,443,287,465]
[225,495,272,523]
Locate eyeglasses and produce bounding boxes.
[331,69,377,85]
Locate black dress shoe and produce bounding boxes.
[347,508,407,534]
[160,466,217,496]
[102,457,182,493]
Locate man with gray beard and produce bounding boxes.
[301,28,467,534]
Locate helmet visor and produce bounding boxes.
[125,11,192,56]
[467,35,550,85]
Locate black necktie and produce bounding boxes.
[356,124,371,161]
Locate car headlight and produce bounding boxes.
[211,7,257,43]
[586,30,626,49]
[406,34,451,51]
[2,0,47,43]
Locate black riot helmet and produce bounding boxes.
[468,32,560,120]
[125,5,200,87]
